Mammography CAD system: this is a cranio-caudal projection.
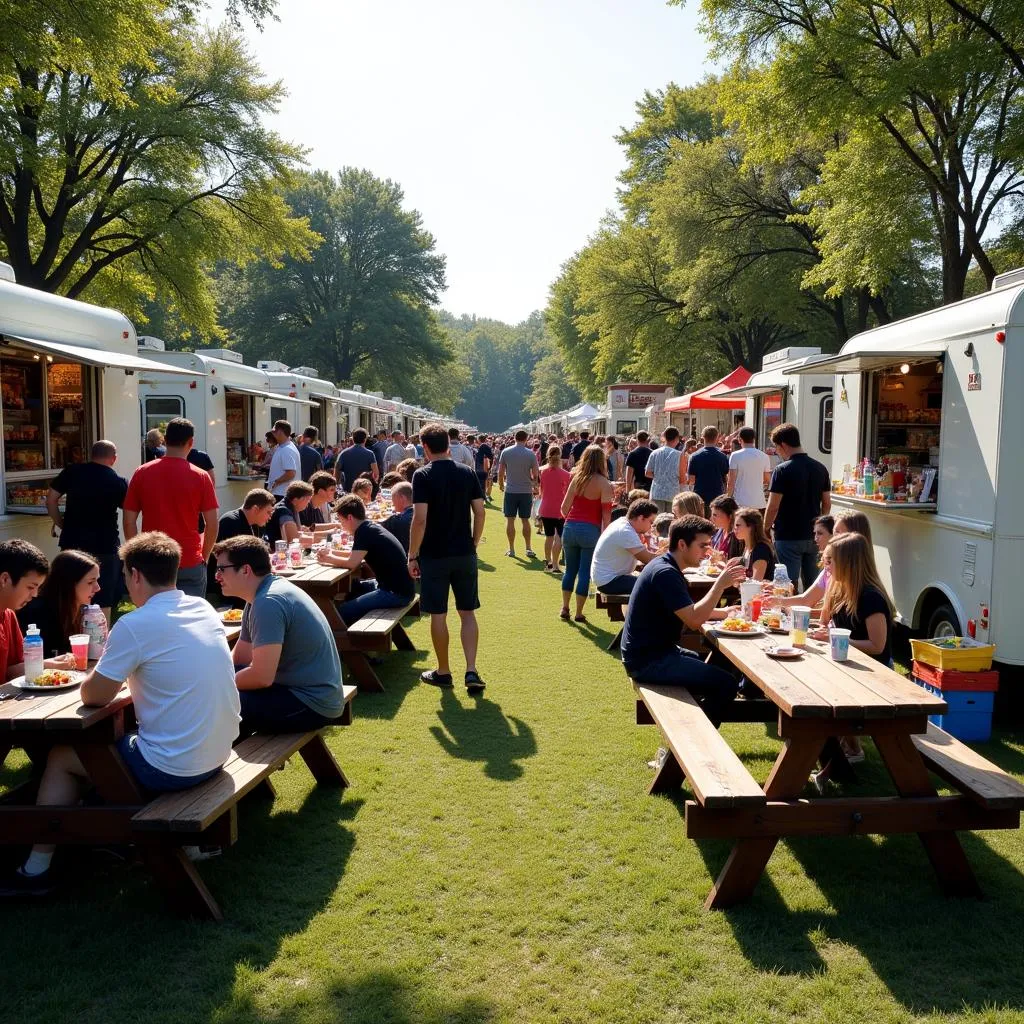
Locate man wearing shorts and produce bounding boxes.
[497,429,540,558]
[409,422,486,692]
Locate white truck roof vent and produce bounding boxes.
[352,384,363,392]
[289,365,319,377]
[256,359,289,372]
[0,262,15,283]
[992,266,1024,291]
[197,348,243,364]
[138,335,166,352]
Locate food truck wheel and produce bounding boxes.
[926,601,961,640]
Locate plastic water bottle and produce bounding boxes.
[24,625,44,683]
[772,564,793,599]
[82,604,108,660]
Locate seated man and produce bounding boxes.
[210,487,276,602]
[317,495,416,624]
[621,515,746,724]
[0,532,240,897]
[300,471,337,533]
[214,535,346,736]
[381,481,414,553]
[591,498,659,595]
[264,481,314,547]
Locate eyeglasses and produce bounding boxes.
[214,564,239,577]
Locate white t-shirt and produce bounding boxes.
[384,442,416,471]
[729,446,771,508]
[592,517,645,588]
[450,442,476,470]
[96,591,241,776]
[268,440,302,497]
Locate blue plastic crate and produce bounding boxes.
[919,681,994,741]
[917,681,995,715]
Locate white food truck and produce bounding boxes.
[785,270,1024,671]
[0,266,194,554]
[254,361,340,445]
[723,346,835,473]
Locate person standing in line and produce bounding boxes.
[384,430,415,473]
[335,427,379,492]
[624,430,654,492]
[186,441,216,539]
[645,426,688,514]
[571,430,591,465]
[497,429,541,559]
[409,423,486,693]
[448,427,476,471]
[605,436,622,482]
[561,432,576,467]
[122,418,218,598]
[370,429,391,475]
[538,447,571,573]
[46,439,128,617]
[727,426,771,510]
[298,427,325,481]
[686,425,731,515]
[471,433,494,503]
[266,419,301,499]
[763,422,832,589]
[144,428,165,462]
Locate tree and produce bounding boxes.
[221,168,450,395]
[0,22,313,333]
[524,344,581,417]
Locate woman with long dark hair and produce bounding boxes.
[17,550,100,658]
[734,507,776,581]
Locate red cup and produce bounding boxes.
[750,598,762,623]
[69,634,89,670]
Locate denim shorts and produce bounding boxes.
[503,492,533,518]
[117,733,221,794]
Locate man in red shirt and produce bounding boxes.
[123,417,218,598]
[0,540,51,681]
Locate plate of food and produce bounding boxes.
[765,645,803,659]
[713,617,766,637]
[11,669,87,692]
[759,612,789,634]
[220,608,244,625]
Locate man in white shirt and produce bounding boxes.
[384,430,416,472]
[267,419,302,498]
[727,427,771,509]
[645,426,688,512]
[0,531,240,897]
[448,427,476,470]
[592,499,659,595]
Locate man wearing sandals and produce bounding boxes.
[409,423,487,693]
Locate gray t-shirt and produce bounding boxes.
[240,575,344,718]
[499,444,538,494]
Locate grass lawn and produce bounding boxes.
[3,497,1024,1024]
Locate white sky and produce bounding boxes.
[237,0,710,323]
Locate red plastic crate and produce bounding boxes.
[911,661,999,693]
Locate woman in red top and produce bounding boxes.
[538,448,571,573]
[558,445,615,622]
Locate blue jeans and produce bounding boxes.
[238,685,339,737]
[339,578,412,625]
[176,563,208,599]
[598,574,637,595]
[626,647,739,726]
[561,520,600,597]
[773,537,820,591]
[117,733,222,794]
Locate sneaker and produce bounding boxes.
[505,550,515,558]
[647,747,669,770]
[420,669,454,687]
[0,867,55,897]
[526,549,537,558]
[184,845,223,862]
[465,671,486,693]
[810,770,828,795]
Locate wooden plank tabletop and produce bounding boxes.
[0,681,132,732]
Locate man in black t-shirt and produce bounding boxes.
[318,494,416,625]
[410,422,486,692]
[46,440,128,610]
[472,435,494,501]
[571,430,591,464]
[298,427,325,481]
[186,445,216,537]
[762,422,832,590]
[210,488,276,604]
[335,429,379,491]
[561,433,575,463]
[624,431,653,492]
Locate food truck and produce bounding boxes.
[785,269,1024,667]
[254,361,339,444]
[136,340,303,510]
[0,265,195,553]
[722,347,835,472]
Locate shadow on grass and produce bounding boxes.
[215,968,497,1024]
[429,687,537,781]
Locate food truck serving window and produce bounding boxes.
[143,396,184,433]
[2,354,95,514]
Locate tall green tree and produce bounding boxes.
[0,21,312,332]
[221,168,450,396]
[523,344,581,417]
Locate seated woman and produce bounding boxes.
[265,481,314,547]
[767,514,834,610]
[350,477,374,504]
[734,507,776,581]
[17,550,101,662]
[395,458,419,483]
[671,491,705,518]
[707,495,743,561]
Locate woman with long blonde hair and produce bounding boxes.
[558,445,616,621]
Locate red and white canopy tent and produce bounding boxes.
[663,366,751,436]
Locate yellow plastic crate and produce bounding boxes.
[910,637,996,672]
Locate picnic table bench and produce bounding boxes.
[632,626,1024,909]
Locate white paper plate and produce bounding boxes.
[712,624,766,638]
[10,670,87,692]
[765,646,803,659]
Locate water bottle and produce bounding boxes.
[772,564,793,599]
[24,625,44,683]
[82,604,108,660]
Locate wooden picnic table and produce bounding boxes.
[661,625,1024,908]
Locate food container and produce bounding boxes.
[909,636,995,672]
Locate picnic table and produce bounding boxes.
[634,625,1024,910]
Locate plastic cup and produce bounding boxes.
[751,597,762,623]
[790,605,811,647]
[739,580,761,621]
[69,634,89,670]
[829,627,851,661]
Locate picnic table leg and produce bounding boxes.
[391,622,415,652]
[873,732,983,898]
[606,627,623,652]
[298,733,349,788]
[704,733,823,910]
[339,647,386,693]
[648,749,685,795]
[145,846,224,921]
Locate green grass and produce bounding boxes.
[4,496,1024,1023]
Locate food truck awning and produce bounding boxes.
[785,349,946,375]
[564,404,600,425]
[663,366,751,411]
[4,335,204,376]
[310,390,340,402]
[225,384,317,407]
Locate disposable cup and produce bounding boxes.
[739,580,761,621]
[829,627,852,662]
[69,634,90,670]
[790,605,811,647]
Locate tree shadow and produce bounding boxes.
[429,687,537,781]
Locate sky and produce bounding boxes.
[237,0,712,324]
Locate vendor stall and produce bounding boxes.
[663,366,750,437]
